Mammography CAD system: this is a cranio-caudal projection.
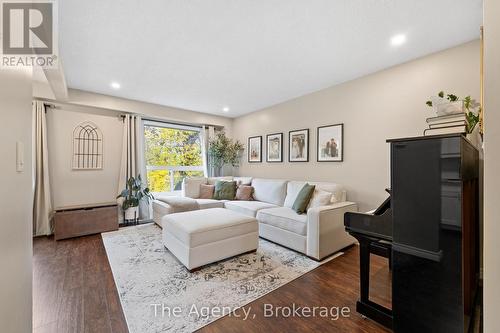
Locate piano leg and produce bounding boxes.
[388,250,392,270]
[355,237,394,329]
[359,239,371,303]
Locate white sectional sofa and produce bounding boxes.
[153,176,358,260]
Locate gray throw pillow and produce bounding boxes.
[292,183,316,214]
[213,180,237,200]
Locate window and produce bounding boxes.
[143,121,204,193]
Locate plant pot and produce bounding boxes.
[124,206,139,220]
[466,125,482,150]
[213,166,223,177]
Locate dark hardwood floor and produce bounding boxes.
[33,234,128,333]
[33,232,391,333]
[198,246,391,333]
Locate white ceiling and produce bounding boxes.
[59,0,483,117]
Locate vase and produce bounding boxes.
[466,125,482,150]
[124,206,138,220]
[213,166,223,177]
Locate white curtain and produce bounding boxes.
[118,114,150,220]
[206,126,216,177]
[118,114,137,193]
[33,101,53,236]
[136,118,150,219]
[200,126,209,177]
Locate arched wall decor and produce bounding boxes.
[72,121,103,170]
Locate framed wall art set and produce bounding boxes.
[247,123,343,163]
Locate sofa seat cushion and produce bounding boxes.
[224,201,277,217]
[195,198,227,209]
[257,207,308,236]
[163,208,257,247]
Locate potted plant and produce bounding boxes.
[116,175,154,220]
[426,91,464,116]
[426,92,481,134]
[208,131,244,176]
[463,96,481,134]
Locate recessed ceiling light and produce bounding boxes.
[390,34,407,47]
[110,81,121,89]
[222,107,230,112]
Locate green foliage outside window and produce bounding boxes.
[144,126,204,192]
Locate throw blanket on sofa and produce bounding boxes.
[155,196,200,213]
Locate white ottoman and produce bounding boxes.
[162,208,259,271]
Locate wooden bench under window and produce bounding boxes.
[54,202,119,240]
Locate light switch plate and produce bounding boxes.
[16,141,24,172]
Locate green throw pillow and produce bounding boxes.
[213,180,237,200]
[292,183,316,214]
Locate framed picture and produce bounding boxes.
[266,133,283,162]
[248,136,262,163]
[317,124,343,162]
[288,129,309,162]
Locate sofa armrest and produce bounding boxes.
[306,201,358,260]
[152,200,174,227]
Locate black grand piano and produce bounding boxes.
[344,134,480,333]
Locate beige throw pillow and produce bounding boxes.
[235,185,254,201]
[307,189,333,209]
[199,184,215,199]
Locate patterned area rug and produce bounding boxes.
[102,224,342,333]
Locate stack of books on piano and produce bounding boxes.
[424,113,466,136]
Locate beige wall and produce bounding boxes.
[33,82,233,133]
[483,0,500,331]
[67,89,233,135]
[46,106,124,208]
[35,82,236,207]
[0,68,33,332]
[233,41,480,211]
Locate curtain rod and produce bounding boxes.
[33,97,225,129]
[44,102,57,109]
[119,114,223,130]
